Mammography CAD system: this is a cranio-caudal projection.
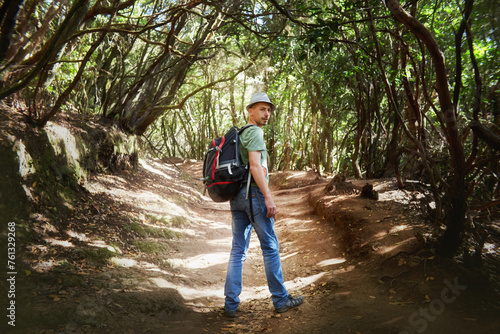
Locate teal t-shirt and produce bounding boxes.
[239,125,269,184]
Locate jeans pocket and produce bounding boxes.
[250,189,265,216]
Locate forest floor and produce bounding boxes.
[3,157,500,334]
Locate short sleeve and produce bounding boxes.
[238,125,269,184]
[240,126,265,153]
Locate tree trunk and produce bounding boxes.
[4,1,61,67]
[311,109,320,174]
[352,91,363,179]
[384,0,467,258]
[283,89,295,170]
[453,0,475,111]
[0,0,25,61]
[0,0,90,100]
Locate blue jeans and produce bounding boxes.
[224,186,289,312]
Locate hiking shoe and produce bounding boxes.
[224,309,236,318]
[275,295,304,313]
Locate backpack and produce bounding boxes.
[202,125,254,202]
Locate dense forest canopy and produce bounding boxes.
[1,0,499,258]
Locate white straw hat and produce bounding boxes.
[246,92,276,111]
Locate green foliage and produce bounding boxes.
[129,221,177,239]
[81,247,115,266]
[2,1,499,256]
[133,240,170,254]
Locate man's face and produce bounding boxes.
[248,102,272,127]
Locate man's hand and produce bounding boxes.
[264,194,277,219]
[248,151,277,219]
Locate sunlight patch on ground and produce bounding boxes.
[483,242,499,255]
[372,224,410,241]
[43,236,74,248]
[286,171,308,180]
[194,215,231,226]
[139,159,173,180]
[86,174,188,214]
[174,224,226,238]
[239,288,272,302]
[89,240,122,253]
[281,251,299,261]
[169,186,201,201]
[111,257,138,268]
[281,218,315,226]
[372,180,395,192]
[144,159,203,201]
[320,264,356,276]
[379,244,399,254]
[149,277,173,288]
[378,237,415,254]
[168,258,185,269]
[110,257,167,271]
[86,174,129,191]
[65,229,90,242]
[374,230,388,239]
[144,268,191,281]
[88,178,189,216]
[148,277,224,301]
[31,259,58,271]
[286,272,327,291]
[196,216,231,227]
[378,187,428,205]
[317,257,346,267]
[130,191,188,215]
[169,252,229,270]
[206,237,232,248]
[388,224,409,234]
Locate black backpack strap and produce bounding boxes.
[238,124,256,134]
[240,123,255,201]
[239,124,257,223]
[246,170,255,223]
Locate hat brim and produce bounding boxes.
[246,101,276,112]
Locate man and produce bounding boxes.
[224,92,304,317]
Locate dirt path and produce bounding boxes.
[169,162,500,334]
[6,159,499,334]
[180,164,500,334]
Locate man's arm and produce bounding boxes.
[248,151,276,219]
